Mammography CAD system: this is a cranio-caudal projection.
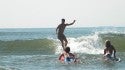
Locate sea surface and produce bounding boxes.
[0,27,125,70]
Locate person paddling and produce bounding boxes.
[104,40,118,61]
[59,47,78,63]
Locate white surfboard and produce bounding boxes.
[104,51,121,62]
[104,55,121,62]
[114,58,121,62]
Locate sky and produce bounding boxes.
[0,0,125,28]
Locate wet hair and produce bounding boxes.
[64,47,70,53]
[61,19,65,22]
[105,40,111,48]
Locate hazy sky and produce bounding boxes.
[0,0,125,28]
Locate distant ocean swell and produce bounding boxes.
[0,33,124,55]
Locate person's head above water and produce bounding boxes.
[64,47,70,53]
[61,19,65,24]
[105,40,111,48]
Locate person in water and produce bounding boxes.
[59,47,77,63]
[104,40,117,60]
[56,19,75,50]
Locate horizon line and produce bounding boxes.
[0,26,124,29]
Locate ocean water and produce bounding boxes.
[0,27,125,70]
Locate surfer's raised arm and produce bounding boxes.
[66,20,76,26]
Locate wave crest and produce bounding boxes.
[55,34,103,54]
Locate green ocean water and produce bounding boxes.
[100,33,125,52]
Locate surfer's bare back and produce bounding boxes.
[56,19,76,49]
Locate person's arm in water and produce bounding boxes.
[69,53,80,63]
[112,45,116,58]
[68,53,76,60]
[66,20,76,26]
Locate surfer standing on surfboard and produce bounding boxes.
[104,40,117,60]
[56,19,75,50]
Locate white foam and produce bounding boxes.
[55,34,103,54]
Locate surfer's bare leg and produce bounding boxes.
[62,35,68,47]
[60,39,65,50]
[64,38,68,47]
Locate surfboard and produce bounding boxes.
[104,51,121,62]
[59,56,75,63]
[104,55,121,62]
[59,54,79,64]
[114,58,121,62]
